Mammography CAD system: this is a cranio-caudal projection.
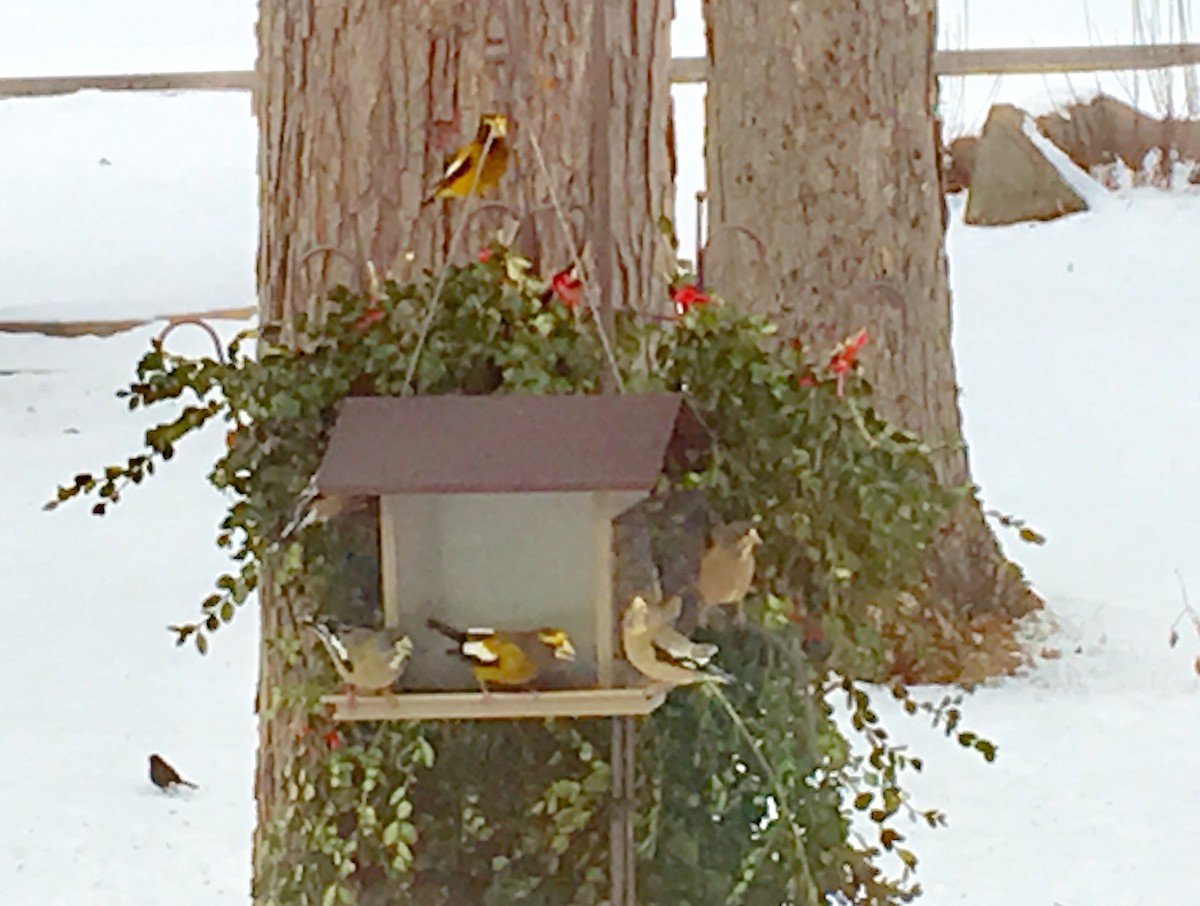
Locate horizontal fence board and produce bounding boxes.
[3,44,1200,99]
[935,43,1200,76]
[0,69,255,98]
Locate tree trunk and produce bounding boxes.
[256,0,673,328]
[703,0,1038,618]
[252,0,672,896]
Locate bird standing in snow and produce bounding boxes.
[149,754,198,792]
[305,619,413,700]
[426,618,576,693]
[422,113,510,204]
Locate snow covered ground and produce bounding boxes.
[0,322,259,904]
[3,1,1199,903]
[0,92,257,322]
[883,189,1200,904]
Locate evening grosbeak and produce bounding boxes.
[276,477,369,545]
[621,595,731,686]
[647,595,719,666]
[306,619,413,697]
[148,754,197,792]
[695,521,763,627]
[426,618,576,692]
[422,113,510,204]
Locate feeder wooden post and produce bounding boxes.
[379,495,402,628]
[588,0,637,900]
[594,492,617,689]
[590,0,618,396]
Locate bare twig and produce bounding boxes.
[1168,568,1200,648]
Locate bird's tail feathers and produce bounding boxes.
[303,617,352,671]
[700,664,735,685]
[426,617,468,646]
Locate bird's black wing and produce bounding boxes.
[438,149,475,187]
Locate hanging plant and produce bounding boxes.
[47,245,995,905]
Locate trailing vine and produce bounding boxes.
[49,245,996,904]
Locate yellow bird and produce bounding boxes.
[427,618,575,692]
[306,619,413,698]
[621,595,731,686]
[422,113,510,204]
[696,521,763,626]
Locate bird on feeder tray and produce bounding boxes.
[149,754,198,792]
[691,521,763,629]
[426,618,576,694]
[305,619,413,701]
[621,595,731,686]
[648,594,721,666]
[422,113,510,205]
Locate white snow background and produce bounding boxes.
[1,1,1198,904]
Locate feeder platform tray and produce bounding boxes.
[322,685,671,722]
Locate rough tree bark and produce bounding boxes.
[252,0,672,895]
[256,0,673,327]
[703,0,1039,618]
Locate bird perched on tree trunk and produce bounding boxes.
[422,113,510,204]
[426,618,575,693]
[149,754,197,792]
[621,595,731,686]
[694,521,763,627]
[305,619,413,701]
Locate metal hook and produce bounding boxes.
[455,201,524,235]
[693,192,767,291]
[156,317,226,364]
[297,244,366,293]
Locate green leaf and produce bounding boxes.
[881,787,901,814]
[45,255,978,905]
[269,392,302,419]
[975,739,998,762]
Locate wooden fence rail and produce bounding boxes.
[935,43,1200,76]
[2,44,1200,99]
[0,69,254,98]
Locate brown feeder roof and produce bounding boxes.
[315,393,710,496]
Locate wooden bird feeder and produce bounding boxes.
[312,392,709,721]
